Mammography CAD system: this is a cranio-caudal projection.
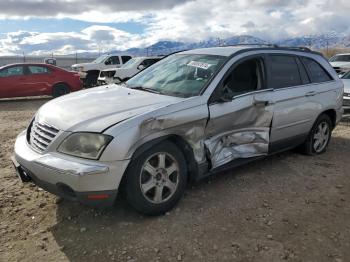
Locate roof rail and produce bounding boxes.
[221,43,279,48]
[220,44,312,52]
[277,46,312,52]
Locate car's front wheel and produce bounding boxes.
[125,141,187,216]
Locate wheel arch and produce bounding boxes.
[320,109,336,129]
[52,81,71,90]
[120,135,200,189]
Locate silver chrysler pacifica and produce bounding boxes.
[13,45,344,215]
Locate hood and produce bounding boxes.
[342,79,350,94]
[36,85,184,132]
[330,61,350,68]
[102,67,119,72]
[71,63,92,68]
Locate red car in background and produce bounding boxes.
[0,63,82,99]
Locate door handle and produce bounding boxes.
[253,98,274,106]
[305,91,316,97]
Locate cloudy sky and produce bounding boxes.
[0,0,349,55]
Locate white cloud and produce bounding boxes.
[0,26,144,55]
[0,0,350,55]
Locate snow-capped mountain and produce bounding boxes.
[277,33,350,49]
[108,33,350,57]
[118,35,268,56]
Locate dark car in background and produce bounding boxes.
[0,63,82,99]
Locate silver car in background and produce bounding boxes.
[341,71,350,115]
[13,45,343,215]
[329,53,350,76]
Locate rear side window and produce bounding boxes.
[28,66,50,74]
[301,57,332,83]
[269,55,302,89]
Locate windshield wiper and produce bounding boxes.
[131,86,162,94]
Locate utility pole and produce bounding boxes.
[22,51,25,63]
[217,38,222,47]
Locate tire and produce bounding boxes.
[300,114,333,155]
[125,141,188,216]
[52,84,70,98]
[85,73,98,88]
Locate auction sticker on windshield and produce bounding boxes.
[187,61,212,70]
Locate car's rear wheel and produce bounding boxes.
[301,114,332,155]
[52,83,70,98]
[125,141,187,216]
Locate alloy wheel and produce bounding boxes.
[139,152,180,204]
[313,121,330,153]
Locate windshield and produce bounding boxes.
[342,71,350,79]
[93,55,109,64]
[122,58,140,69]
[329,55,350,62]
[126,54,227,98]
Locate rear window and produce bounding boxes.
[269,55,302,89]
[301,57,332,83]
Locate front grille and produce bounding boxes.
[333,67,341,73]
[101,70,116,78]
[28,121,59,152]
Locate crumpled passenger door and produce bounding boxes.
[205,55,274,169]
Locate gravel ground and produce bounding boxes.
[1,97,350,262]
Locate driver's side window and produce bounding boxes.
[106,56,120,65]
[221,57,264,97]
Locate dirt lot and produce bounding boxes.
[1,98,350,262]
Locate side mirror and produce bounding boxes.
[217,92,232,103]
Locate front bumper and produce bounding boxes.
[13,131,130,207]
[343,97,350,115]
[78,71,87,79]
[97,76,115,86]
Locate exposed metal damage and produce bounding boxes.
[139,111,208,164]
[204,128,269,169]
[138,102,273,171]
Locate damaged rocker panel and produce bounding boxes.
[204,128,269,169]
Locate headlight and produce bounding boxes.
[78,66,84,72]
[58,133,113,160]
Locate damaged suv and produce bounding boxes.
[13,46,343,215]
